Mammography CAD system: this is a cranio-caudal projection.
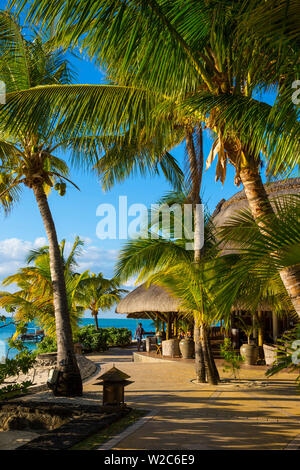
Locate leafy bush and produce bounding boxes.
[104,327,132,347]
[74,325,108,352]
[220,338,244,379]
[36,336,57,354]
[0,348,36,399]
[36,325,132,354]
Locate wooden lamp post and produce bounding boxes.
[97,366,133,406]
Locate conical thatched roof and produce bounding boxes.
[115,283,180,314]
[213,177,300,228]
[97,366,131,382]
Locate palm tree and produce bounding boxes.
[8,1,300,313]
[115,192,221,384]
[0,237,88,339]
[79,273,127,330]
[0,15,182,395]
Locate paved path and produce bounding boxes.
[84,348,300,450]
[10,347,300,450]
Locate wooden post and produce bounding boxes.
[166,315,171,340]
[258,310,263,347]
[272,312,278,343]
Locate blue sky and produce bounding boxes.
[0,48,269,317]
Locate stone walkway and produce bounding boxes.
[85,348,300,450]
[4,347,300,450]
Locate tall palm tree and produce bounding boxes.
[79,273,127,330]
[115,192,221,384]
[8,0,300,313]
[0,237,88,339]
[0,14,182,395]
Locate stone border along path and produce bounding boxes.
[83,349,300,451]
[97,409,157,451]
[5,347,299,451]
[15,404,131,451]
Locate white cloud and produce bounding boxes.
[122,276,138,288]
[0,237,47,278]
[0,236,119,282]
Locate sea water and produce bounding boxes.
[0,317,154,359]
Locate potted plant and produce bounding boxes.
[239,319,259,365]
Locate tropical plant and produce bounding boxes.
[0,237,88,339]
[78,273,127,330]
[238,318,256,345]
[266,325,300,390]
[73,325,132,353]
[220,338,244,380]
[8,0,300,313]
[212,194,300,322]
[116,192,221,384]
[0,13,183,395]
[0,343,36,399]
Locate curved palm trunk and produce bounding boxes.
[33,184,82,396]
[92,310,99,330]
[240,167,300,316]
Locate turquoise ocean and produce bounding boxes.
[0,317,154,359]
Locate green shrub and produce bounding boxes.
[74,325,108,352]
[0,348,36,399]
[104,327,132,347]
[36,336,57,354]
[36,325,132,354]
[220,338,244,379]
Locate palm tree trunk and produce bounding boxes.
[207,334,220,382]
[201,324,219,385]
[33,183,82,396]
[240,167,300,316]
[187,126,220,384]
[93,311,99,330]
[194,321,206,382]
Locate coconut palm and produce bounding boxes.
[0,14,182,395]
[7,1,300,313]
[0,237,88,339]
[115,192,221,384]
[79,273,127,330]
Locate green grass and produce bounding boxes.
[70,409,148,450]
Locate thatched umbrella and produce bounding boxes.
[116,283,180,338]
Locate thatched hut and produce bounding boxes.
[213,177,300,228]
[212,177,300,344]
[116,178,299,348]
[116,283,182,339]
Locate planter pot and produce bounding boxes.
[263,344,277,366]
[179,338,194,359]
[240,343,259,365]
[162,338,180,357]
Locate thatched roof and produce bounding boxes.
[115,283,180,315]
[213,177,300,228]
